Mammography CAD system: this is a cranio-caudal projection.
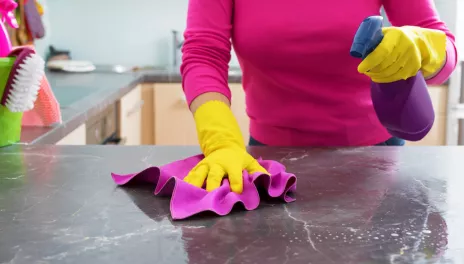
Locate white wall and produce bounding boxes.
[33,0,51,58]
[43,0,187,66]
[434,0,457,37]
[453,0,464,57]
[381,0,456,33]
[38,0,456,67]
[38,0,239,67]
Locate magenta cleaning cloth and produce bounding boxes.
[111,154,297,220]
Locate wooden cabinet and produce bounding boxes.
[406,85,448,146]
[118,85,143,145]
[141,83,155,145]
[229,83,250,142]
[56,124,86,145]
[86,104,117,145]
[153,83,197,145]
[139,83,448,146]
[152,83,249,145]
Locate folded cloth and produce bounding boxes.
[111,154,297,220]
[22,74,61,126]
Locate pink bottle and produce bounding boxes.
[0,0,19,57]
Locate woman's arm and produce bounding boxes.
[383,0,458,85]
[180,0,233,113]
[190,92,230,113]
[180,0,268,193]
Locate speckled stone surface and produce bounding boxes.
[19,70,242,144]
[0,145,463,263]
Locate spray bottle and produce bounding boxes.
[0,0,18,56]
[350,16,435,141]
[0,0,45,147]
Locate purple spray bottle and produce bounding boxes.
[350,16,435,141]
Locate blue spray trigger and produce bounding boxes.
[350,16,384,59]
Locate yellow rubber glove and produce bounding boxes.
[358,26,447,83]
[184,100,269,193]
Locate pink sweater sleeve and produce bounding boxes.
[180,0,233,105]
[383,0,458,85]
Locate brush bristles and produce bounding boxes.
[5,53,45,112]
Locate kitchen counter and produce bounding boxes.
[20,69,243,144]
[0,145,463,263]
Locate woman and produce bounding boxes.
[180,0,458,193]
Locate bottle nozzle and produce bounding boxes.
[350,16,384,59]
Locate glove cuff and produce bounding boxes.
[405,26,447,78]
[194,100,245,156]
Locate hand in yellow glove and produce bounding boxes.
[358,26,447,83]
[184,100,269,193]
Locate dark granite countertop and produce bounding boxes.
[20,69,242,144]
[0,145,463,263]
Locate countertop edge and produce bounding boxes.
[30,78,143,144]
[20,69,448,145]
[22,71,242,145]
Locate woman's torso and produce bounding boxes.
[231,0,391,146]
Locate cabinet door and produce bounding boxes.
[153,83,198,145]
[153,83,249,145]
[406,85,447,146]
[141,83,155,145]
[119,85,143,145]
[56,124,86,145]
[229,83,249,142]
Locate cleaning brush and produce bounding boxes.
[0,0,44,113]
[0,47,45,112]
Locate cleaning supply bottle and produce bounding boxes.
[0,0,44,147]
[350,16,435,141]
[0,0,18,56]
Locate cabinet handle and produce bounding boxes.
[95,127,101,142]
[127,100,144,117]
[105,137,127,145]
[451,104,464,111]
[176,94,187,106]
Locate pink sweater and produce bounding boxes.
[181,0,457,146]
